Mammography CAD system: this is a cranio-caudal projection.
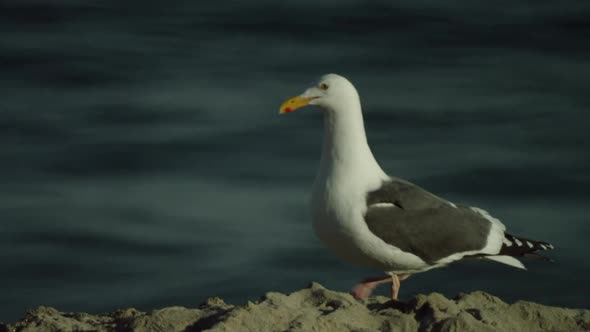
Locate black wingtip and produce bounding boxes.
[500,234,555,257]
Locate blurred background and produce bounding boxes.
[1,0,588,322]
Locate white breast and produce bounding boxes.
[310,172,429,273]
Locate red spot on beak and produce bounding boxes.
[285,107,292,113]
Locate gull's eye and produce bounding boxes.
[319,82,329,90]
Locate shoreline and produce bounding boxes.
[3,282,589,332]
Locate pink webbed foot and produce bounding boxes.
[350,276,391,299]
[351,274,412,300]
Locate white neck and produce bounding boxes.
[316,98,387,187]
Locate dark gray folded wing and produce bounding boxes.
[365,178,493,264]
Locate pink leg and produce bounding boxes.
[352,274,412,300]
[391,273,411,300]
[351,276,391,299]
[391,275,400,299]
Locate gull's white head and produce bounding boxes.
[279,74,359,114]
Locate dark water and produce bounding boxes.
[1,0,589,322]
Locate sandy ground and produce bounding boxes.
[3,283,589,332]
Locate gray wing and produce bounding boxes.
[365,178,493,264]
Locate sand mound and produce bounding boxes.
[3,283,589,332]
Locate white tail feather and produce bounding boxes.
[485,255,526,270]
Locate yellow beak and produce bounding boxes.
[279,96,314,114]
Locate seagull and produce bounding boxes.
[279,73,554,300]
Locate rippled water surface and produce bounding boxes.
[1,0,589,321]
